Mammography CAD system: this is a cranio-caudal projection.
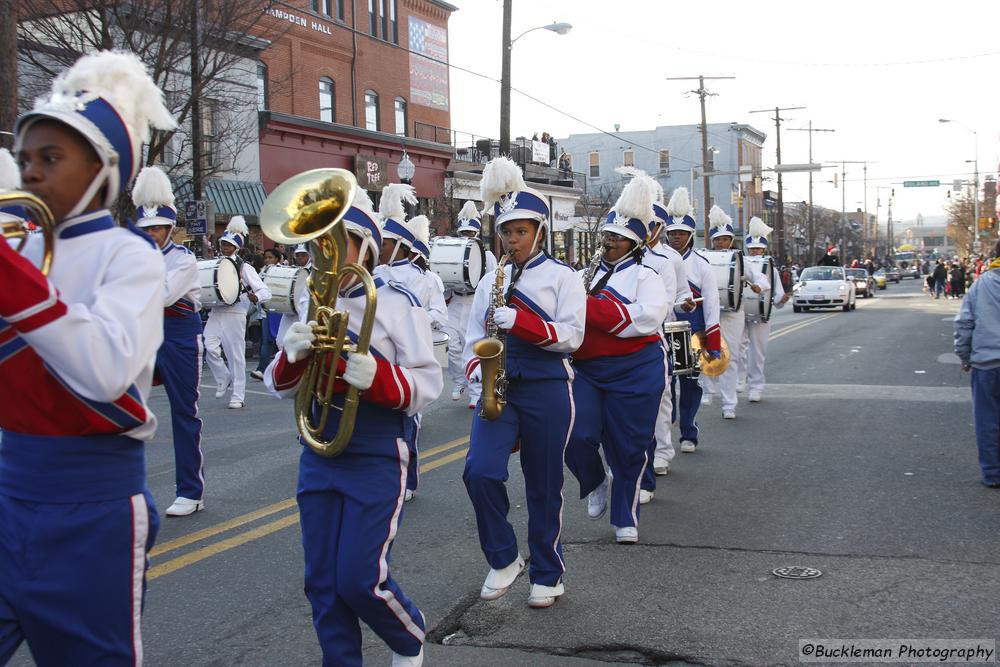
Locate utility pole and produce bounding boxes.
[190,0,203,200]
[499,0,512,157]
[750,105,805,264]
[789,121,835,265]
[825,160,866,262]
[667,75,734,242]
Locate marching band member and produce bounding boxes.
[132,166,206,517]
[376,183,419,270]
[447,201,498,407]
[0,50,174,665]
[407,215,448,331]
[565,171,670,543]
[640,186,694,499]
[293,242,312,269]
[265,186,440,667]
[664,188,721,453]
[462,157,585,608]
[738,217,788,403]
[705,206,765,419]
[203,215,272,409]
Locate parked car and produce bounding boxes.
[845,268,876,298]
[872,270,888,290]
[883,266,901,283]
[792,266,857,312]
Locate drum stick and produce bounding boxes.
[674,297,704,306]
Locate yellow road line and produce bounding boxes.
[148,513,301,581]
[150,498,298,557]
[420,447,469,473]
[419,436,469,459]
[769,313,838,341]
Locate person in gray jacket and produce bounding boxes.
[954,240,1000,488]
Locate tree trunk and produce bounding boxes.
[0,2,17,149]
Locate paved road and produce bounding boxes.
[12,280,998,666]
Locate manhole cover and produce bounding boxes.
[772,566,822,579]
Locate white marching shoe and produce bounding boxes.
[215,378,231,398]
[165,497,204,517]
[700,392,713,406]
[480,555,525,600]
[404,489,414,502]
[587,477,609,520]
[639,489,654,505]
[748,390,762,403]
[722,409,736,420]
[391,647,424,667]
[615,526,638,544]
[451,385,464,401]
[680,439,697,453]
[736,379,748,393]
[653,458,670,476]
[528,581,564,609]
[227,400,244,409]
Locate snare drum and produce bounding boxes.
[742,255,775,323]
[429,237,485,293]
[432,330,450,368]
[663,320,697,377]
[697,249,745,311]
[197,258,241,308]
[261,265,308,316]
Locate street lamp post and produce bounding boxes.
[939,119,979,254]
[499,0,571,156]
[398,150,416,216]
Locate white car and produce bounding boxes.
[792,266,857,312]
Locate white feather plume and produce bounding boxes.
[226,215,249,237]
[131,166,174,208]
[458,200,480,221]
[408,215,430,245]
[748,216,772,239]
[379,183,417,221]
[479,156,526,215]
[666,187,692,218]
[42,50,176,144]
[352,186,375,215]
[612,169,657,222]
[0,149,19,190]
[708,205,732,231]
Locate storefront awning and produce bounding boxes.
[174,178,268,220]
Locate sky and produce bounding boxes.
[445,0,1000,227]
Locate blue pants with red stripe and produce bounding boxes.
[157,316,205,500]
[297,403,423,667]
[673,374,702,444]
[565,343,664,529]
[464,378,574,587]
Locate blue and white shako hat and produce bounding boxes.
[745,216,772,249]
[663,187,697,234]
[0,148,28,226]
[379,183,417,248]
[455,200,483,235]
[603,166,657,245]
[708,205,735,240]
[293,243,310,256]
[15,50,176,220]
[480,156,549,228]
[131,166,176,228]
[343,187,382,267]
[220,216,249,249]
[408,214,431,258]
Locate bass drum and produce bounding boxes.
[197,257,241,308]
[429,236,485,293]
[261,265,308,316]
[697,249,745,312]
[432,330,450,368]
[743,255,775,323]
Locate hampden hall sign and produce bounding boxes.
[266,8,333,35]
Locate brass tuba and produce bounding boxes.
[259,169,377,458]
[0,190,56,275]
[472,249,513,420]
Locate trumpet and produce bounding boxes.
[259,169,376,458]
[0,190,55,275]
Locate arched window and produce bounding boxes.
[364,90,379,131]
[394,97,407,136]
[319,77,335,123]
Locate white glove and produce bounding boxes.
[283,321,316,364]
[343,352,377,391]
[468,365,483,383]
[493,306,517,330]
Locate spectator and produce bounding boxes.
[818,246,840,266]
[953,240,1000,488]
[932,260,948,299]
[558,151,572,178]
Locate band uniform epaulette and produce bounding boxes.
[387,280,422,308]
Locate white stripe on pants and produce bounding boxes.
[204,310,248,402]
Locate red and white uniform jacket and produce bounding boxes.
[676,247,721,352]
[463,252,585,382]
[0,210,165,440]
[265,277,442,418]
[574,256,670,361]
[643,243,689,323]
[210,258,271,316]
[161,240,201,316]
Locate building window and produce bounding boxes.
[622,150,634,168]
[319,77,335,123]
[658,149,669,174]
[388,0,397,43]
[368,0,378,36]
[201,100,220,171]
[364,90,379,131]
[394,97,407,136]
[311,0,331,15]
[337,0,345,20]
[589,152,600,178]
[256,63,269,111]
[380,0,388,40]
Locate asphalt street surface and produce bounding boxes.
[11,279,998,666]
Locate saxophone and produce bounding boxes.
[472,250,514,420]
[582,247,605,294]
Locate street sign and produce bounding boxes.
[902,180,940,187]
[772,163,822,173]
[184,199,210,235]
